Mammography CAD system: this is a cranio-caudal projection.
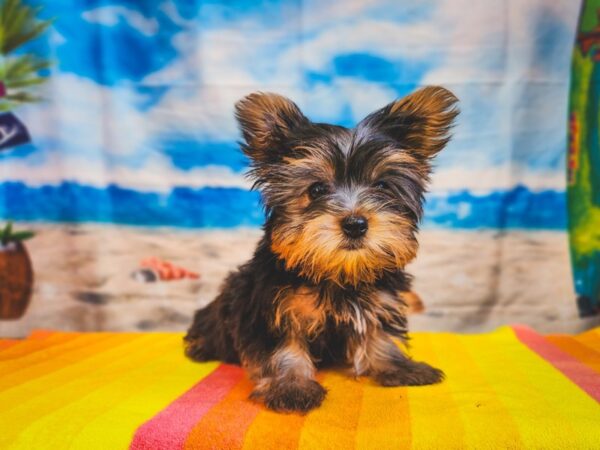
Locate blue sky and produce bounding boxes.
[1,0,579,193]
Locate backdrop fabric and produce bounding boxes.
[0,0,599,337]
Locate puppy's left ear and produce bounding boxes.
[359,86,459,158]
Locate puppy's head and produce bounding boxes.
[236,87,458,286]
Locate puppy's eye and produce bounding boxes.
[308,182,329,200]
[373,181,389,190]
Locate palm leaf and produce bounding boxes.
[4,21,51,54]
[4,76,46,88]
[2,222,13,245]
[0,0,52,55]
[4,91,42,103]
[0,101,19,111]
[9,231,35,242]
[0,0,20,24]
[0,1,52,111]
[3,55,51,79]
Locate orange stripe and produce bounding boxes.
[242,401,306,450]
[547,335,600,374]
[28,330,60,340]
[298,371,364,449]
[0,334,129,392]
[184,376,261,450]
[241,373,326,450]
[575,328,600,350]
[0,340,19,350]
[0,333,81,360]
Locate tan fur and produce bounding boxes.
[249,338,316,400]
[400,290,425,314]
[271,208,417,286]
[371,151,422,178]
[352,327,405,376]
[387,86,459,157]
[235,92,307,154]
[274,287,327,337]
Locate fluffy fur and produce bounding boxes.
[185,86,459,413]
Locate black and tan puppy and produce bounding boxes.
[185,86,459,413]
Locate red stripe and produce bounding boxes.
[513,325,600,402]
[130,364,244,450]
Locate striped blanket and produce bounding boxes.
[0,326,599,449]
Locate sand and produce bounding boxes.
[1,224,598,337]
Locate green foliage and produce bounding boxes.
[0,0,52,54]
[0,0,53,111]
[568,50,600,259]
[0,221,34,246]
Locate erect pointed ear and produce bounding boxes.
[358,86,459,158]
[235,92,309,161]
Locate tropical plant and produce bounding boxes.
[1,221,35,246]
[0,0,52,112]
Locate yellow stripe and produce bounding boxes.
[0,333,182,448]
[406,334,466,450]
[458,327,600,449]
[429,333,523,449]
[355,382,410,450]
[299,371,364,449]
[23,336,218,450]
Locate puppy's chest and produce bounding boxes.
[274,286,403,337]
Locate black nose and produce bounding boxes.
[342,215,368,239]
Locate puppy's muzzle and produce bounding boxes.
[342,215,368,239]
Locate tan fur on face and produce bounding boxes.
[271,208,417,286]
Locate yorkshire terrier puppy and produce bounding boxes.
[185,86,459,413]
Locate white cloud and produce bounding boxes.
[18,73,148,158]
[82,6,159,36]
[430,166,565,194]
[0,153,252,192]
[0,150,561,195]
[10,0,579,194]
[159,1,196,28]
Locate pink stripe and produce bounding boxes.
[130,364,244,450]
[513,325,600,403]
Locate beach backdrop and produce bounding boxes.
[1,0,599,337]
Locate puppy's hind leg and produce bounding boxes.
[184,301,223,362]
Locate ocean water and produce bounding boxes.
[0,182,566,230]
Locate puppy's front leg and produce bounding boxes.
[248,339,326,413]
[354,329,444,387]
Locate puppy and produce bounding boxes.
[185,86,459,413]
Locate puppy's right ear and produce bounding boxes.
[235,92,309,161]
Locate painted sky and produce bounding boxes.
[0,0,578,195]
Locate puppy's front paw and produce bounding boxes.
[261,379,327,413]
[375,360,444,387]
